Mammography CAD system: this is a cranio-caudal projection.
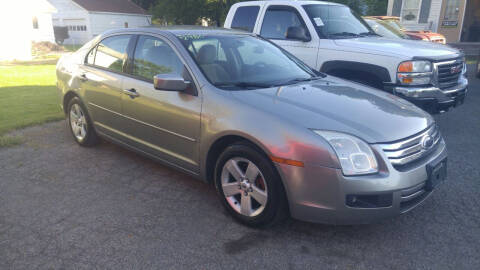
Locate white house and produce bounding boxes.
[48,0,152,45]
[0,0,56,61]
[387,0,479,42]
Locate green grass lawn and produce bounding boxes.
[0,64,64,147]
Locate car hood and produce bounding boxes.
[230,76,434,143]
[334,37,462,60]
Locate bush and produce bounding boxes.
[32,41,65,56]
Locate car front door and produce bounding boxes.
[80,34,133,137]
[120,35,202,174]
[257,5,319,68]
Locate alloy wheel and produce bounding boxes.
[69,103,87,142]
[221,157,268,217]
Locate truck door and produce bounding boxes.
[256,5,319,69]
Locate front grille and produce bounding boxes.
[378,125,441,168]
[435,59,463,89]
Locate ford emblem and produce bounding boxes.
[421,135,434,150]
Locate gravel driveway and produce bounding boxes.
[1,70,479,269]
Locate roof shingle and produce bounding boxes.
[72,0,148,15]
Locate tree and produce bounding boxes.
[152,0,207,25]
[204,0,243,26]
[328,0,364,14]
[327,0,387,16]
[363,0,387,16]
[132,0,157,10]
[150,0,244,26]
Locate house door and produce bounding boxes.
[437,0,467,42]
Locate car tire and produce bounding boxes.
[67,97,99,147]
[214,142,288,227]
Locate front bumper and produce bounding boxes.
[275,139,447,225]
[388,76,468,114]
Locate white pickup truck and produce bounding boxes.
[224,0,468,113]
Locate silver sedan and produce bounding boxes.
[56,27,447,227]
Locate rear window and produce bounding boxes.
[231,6,260,32]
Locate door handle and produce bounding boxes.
[123,88,140,98]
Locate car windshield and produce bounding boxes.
[177,34,319,90]
[364,19,409,39]
[303,4,375,39]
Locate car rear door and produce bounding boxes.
[256,5,319,68]
[120,34,202,174]
[80,34,134,137]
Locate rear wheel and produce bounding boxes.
[67,97,99,146]
[214,143,288,227]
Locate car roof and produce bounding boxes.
[102,25,252,38]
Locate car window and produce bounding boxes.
[231,6,260,32]
[177,34,316,88]
[132,35,184,82]
[94,35,131,72]
[260,7,308,40]
[187,38,227,62]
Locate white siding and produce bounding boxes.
[48,0,152,45]
[389,0,443,31]
[387,0,394,15]
[31,13,56,42]
[427,0,443,31]
[0,10,32,60]
[88,13,151,36]
[48,0,91,45]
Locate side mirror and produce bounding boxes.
[286,26,311,42]
[153,73,191,92]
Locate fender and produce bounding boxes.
[320,61,392,85]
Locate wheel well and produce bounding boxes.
[327,69,385,89]
[63,91,79,114]
[205,135,264,184]
[320,61,391,90]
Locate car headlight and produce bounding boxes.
[462,57,467,74]
[313,130,378,176]
[397,60,433,85]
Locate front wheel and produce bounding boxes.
[214,143,288,227]
[67,97,99,147]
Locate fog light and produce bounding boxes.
[346,194,393,208]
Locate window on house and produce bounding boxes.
[231,6,260,32]
[32,17,39,29]
[402,0,421,22]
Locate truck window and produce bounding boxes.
[260,6,309,40]
[303,4,372,39]
[231,6,260,32]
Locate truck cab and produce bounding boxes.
[224,0,468,113]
